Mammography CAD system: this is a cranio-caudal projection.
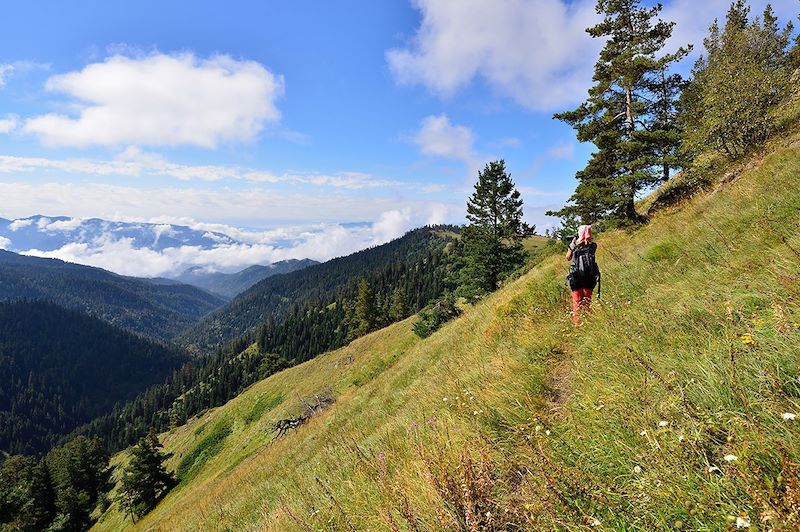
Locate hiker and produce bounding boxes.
[566,224,600,325]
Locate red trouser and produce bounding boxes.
[571,288,593,325]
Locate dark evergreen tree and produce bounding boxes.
[46,436,110,531]
[459,160,526,299]
[553,0,689,224]
[350,279,376,338]
[0,455,56,531]
[117,431,175,522]
[388,287,409,322]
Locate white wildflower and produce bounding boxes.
[640,430,648,436]
[707,466,720,473]
[473,410,479,416]
[658,420,669,428]
[545,430,551,436]
[678,435,685,442]
[782,412,796,421]
[633,465,642,474]
[443,397,447,402]
[735,515,750,528]
[724,454,738,462]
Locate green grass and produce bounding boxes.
[94,129,800,531]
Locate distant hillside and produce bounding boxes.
[180,226,458,354]
[74,226,459,453]
[0,301,186,455]
[0,250,225,340]
[173,259,318,298]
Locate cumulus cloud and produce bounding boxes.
[20,204,459,277]
[0,236,11,250]
[387,0,600,111]
[413,114,476,162]
[9,218,33,231]
[388,0,795,110]
[23,52,284,148]
[43,217,83,232]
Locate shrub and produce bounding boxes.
[413,294,461,338]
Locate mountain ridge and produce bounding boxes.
[0,250,225,340]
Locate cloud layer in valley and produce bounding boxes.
[1,208,457,277]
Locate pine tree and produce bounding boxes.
[117,431,175,522]
[388,286,409,322]
[553,0,689,225]
[459,160,526,299]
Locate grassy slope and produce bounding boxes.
[96,135,800,530]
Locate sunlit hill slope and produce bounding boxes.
[96,132,800,529]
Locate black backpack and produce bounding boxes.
[568,243,600,293]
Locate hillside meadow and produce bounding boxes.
[96,131,800,530]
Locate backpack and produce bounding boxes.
[568,243,600,292]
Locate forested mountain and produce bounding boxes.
[0,301,186,455]
[173,258,318,298]
[0,250,225,340]
[180,226,459,354]
[75,226,459,452]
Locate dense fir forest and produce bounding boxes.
[0,250,225,340]
[72,226,459,452]
[180,226,458,354]
[0,301,186,455]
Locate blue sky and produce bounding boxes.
[0,0,795,275]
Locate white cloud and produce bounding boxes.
[0,115,18,134]
[19,204,459,277]
[371,208,414,242]
[387,0,600,111]
[23,52,284,148]
[413,114,476,162]
[0,236,11,250]
[9,218,33,231]
[44,217,84,232]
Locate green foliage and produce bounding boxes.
[0,250,225,340]
[350,279,377,339]
[553,0,689,224]
[458,160,527,300]
[175,419,233,482]
[183,226,458,353]
[45,436,110,531]
[0,301,185,455]
[413,293,462,338]
[117,432,175,522]
[680,2,795,159]
[0,456,55,531]
[244,393,284,425]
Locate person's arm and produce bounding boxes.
[565,236,577,261]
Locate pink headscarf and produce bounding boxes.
[578,224,592,244]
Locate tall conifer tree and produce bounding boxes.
[553,0,689,224]
[117,431,174,522]
[459,160,527,298]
